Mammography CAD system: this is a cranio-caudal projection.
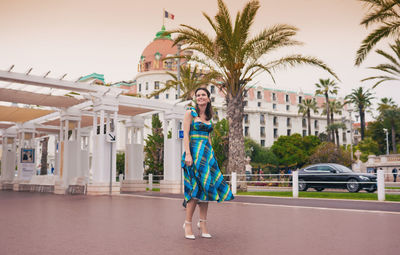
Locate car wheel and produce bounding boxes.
[314,187,324,192]
[346,178,360,193]
[298,179,308,191]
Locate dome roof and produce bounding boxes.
[139,26,178,73]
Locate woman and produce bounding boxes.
[182,87,234,240]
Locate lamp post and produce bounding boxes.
[348,108,354,162]
[383,128,389,155]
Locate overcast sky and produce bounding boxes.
[1,0,399,120]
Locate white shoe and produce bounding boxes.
[197,219,212,238]
[183,221,195,240]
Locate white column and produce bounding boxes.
[292,170,299,198]
[377,169,385,201]
[231,172,237,195]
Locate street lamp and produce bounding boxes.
[383,128,389,155]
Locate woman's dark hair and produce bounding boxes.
[195,87,213,121]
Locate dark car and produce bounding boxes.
[298,163,377,193]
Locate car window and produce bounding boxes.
[317,165,334,172]
[305,166,319,172]
[333,164,353,173]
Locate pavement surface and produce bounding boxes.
[1,191,400,255]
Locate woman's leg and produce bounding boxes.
[198,202,209,234]
[185,199,197,235]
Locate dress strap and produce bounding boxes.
[187,106,198,118]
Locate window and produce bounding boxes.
[260,114,265,124]
[210,85,215,94]
[260,127,265,137]
[258,102,261,107]
[343,132,347,142]
[257,91,262,99]
[287,118,291,127]
[244,126,249,137]
[154,94,159,99]
[138,83,141,92]
[272,93,277,101]
[298,96,303,104]
[166,93,169,99]
[273,116,278,126]
[244,114,249,124]
[146,82,148,90]
[302,118,307,128]
[315,131,319,136]
[175,94,178,99]
[154,81,160,90]
[286,94,289,102]
[273,103,277,110]
[211,97,215,103]
[274,128,278,138]
[244,90,248,97]
[287,129,291,136]
[314,120,318,129]
[260,140,265,147]
[303,130,307,137]
[286,105,290,111]
[244,101,248,106]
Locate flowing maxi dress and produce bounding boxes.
[181,107,234,206]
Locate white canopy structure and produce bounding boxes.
[0,67,186,195]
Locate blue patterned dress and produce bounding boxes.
[181,107,234,205]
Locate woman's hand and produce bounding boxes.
[185,154,193,166]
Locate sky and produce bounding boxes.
[0,0,399,121]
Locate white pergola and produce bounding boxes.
[0,67,186,195]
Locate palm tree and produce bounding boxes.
[361,40,400,88]
[298,98,319,136]
[148,64,218,101]
[355,0,400,66]
[167,0,338,187]
[377,97,397,115]
[383,107,400,154]
[345,87,374,141]
[327,122,347,148]
[315,78,339,142]
[322,100,344,145]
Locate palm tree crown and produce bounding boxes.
[166,0,338,185]
[298,98,319,136]
[345,87,374,140]
[362,40,400,88]
[355,0,400,65]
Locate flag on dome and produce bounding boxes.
[164,10,175,20]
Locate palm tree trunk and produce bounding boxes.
[360,106,365,140]
[330,112,335,145]
[226,92,246,191]
[335,129,340,148]
[325,93,331,142]
[307,110,311,136]
[40,137,49,175]
[391,123,397,154]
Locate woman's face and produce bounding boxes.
[195,89,209,106]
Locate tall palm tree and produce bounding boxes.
[148,64,218,101]
[355,0,400,66]
[345,87,374,141]
[383,107,400,154]
[323,100,344,145]
[315,78,339,142]
[361,40,400,88]
[298,98,319,136]
[167,0,338,187]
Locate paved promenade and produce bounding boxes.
[1,191,399,255]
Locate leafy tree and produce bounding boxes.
[365,120,386,154]
[211,118,229,173]
[271,134,320,168]
[144,114,164,176]
[309,142,352,167]
[355,137,380,162]
[149,64,218,101]
[315,78,339,142]
[167,0,338,189]
[382,107,400,153]
[298,98,319,136]
[361,40,400,88]
[116,152,125,177]
[345,87,374,140]
[355,0,400,66]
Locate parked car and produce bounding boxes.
[298,163,377,193]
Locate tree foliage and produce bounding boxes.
[144,114,164,176]
[355,137,380,162]
[309,142,352,167]
[116,152,125,176]
[271,134,320,168]
[211,118,229,173]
